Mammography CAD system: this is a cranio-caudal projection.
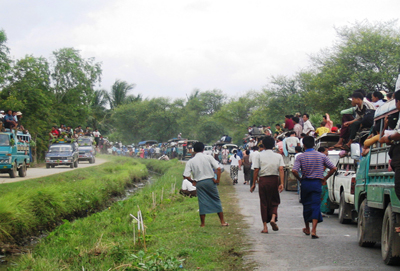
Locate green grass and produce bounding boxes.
[0,156,148,244]
[10,158,250,270]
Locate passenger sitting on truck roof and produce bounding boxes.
[315,122,330,137]
[293,117,302,138]
[15,112,24,131]
[285,115,294,130]
[332,91,375,150]
[4,110,17,129]
[275,124,283,134]
[84,126,92,136]
[49,126,60,138]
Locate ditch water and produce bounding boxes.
[0,176,152,270]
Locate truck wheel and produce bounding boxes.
[338,191,352,224]
[358,199,376,247]
[74,160,78,168]
[89,158,94,164]
[381,203,400,265]
[51,165,55,168]
[46,164,50,169]
[18,162,26,177]
[70,163,74,168]
[9,162,17,178]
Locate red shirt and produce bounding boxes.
[285,119,294,130]
[51,129,60,137]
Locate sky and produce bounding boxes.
[1,0,400,100]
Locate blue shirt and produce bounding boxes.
[292,149,335,180]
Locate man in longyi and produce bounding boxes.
[183,142,229,227]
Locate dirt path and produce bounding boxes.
[0,158,108,184]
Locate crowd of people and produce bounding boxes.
[1,109,25,131]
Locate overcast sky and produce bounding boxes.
[1,0,400,99]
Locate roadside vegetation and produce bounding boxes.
[10,159,250,270]
[0,156,148,245]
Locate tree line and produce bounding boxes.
[1,20,400,159]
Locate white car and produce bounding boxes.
[204,145,213,155]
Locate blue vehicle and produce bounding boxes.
[0,130,31,178]
[45,139,79,168]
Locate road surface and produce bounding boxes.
[0,158,108,184]
[228,165,398,271]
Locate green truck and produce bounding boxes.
[0,130,31,178]
[355,98,400,265]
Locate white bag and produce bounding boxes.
[351,143,360,160]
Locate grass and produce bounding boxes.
[9,158,250,270]
[0,156,148,244]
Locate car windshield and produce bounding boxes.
[0,134,10,146]
[78,139,92,145]
[49,146,72,153]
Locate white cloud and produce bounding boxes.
[2,0,400,98]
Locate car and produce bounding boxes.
[45,141,79,168]
[204,145,213,155]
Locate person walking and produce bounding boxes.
[292,136,337,239]
[183,142,229,227]
[250,137,285,233]
[242,150,251,185]
[229,150,242,185]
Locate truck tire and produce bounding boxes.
[74,160,78,168]
[338,191,352,224]
[89,158,94,164]
[51,165,55,168]
[70,163,74,168]
[381,203,400,265]
[9,162,17,178]
[46,164,50,169]
[357,199,376,247]
[18,162,26,177]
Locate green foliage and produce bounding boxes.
[0,29,11,86]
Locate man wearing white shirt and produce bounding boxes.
[183,142,228,227]
[302,114,315,136]
[249,145,260,187]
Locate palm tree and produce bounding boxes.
[107,79,139,109]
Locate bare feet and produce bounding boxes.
[221,222,229,227]
[261,230,268,234]
[200,224,205,227]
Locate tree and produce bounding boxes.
[107,79,141,109]
[1,55,53,160]
[51,47,102,127]
[0,30,11,87]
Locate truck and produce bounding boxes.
[354,98,400,265]
[45,139,79,168]
[0,130,31,178]
[77,136,96,163]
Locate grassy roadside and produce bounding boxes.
[11,159,251,270]
[0,156,148,244]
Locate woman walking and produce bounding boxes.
[229,150,241,185]
[250,137,285,233]
[222,146,229,164]
[242,150,251,184]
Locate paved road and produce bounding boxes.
[227,165,398,271]
[0,158,108,184]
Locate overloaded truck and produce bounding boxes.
[45,138,79,168]
[354,99,400,265]
[0,130,30,178]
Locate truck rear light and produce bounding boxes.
[350,177,356,194]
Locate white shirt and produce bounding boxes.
[249,150,259,170]
[183,152,220,181]
[373,100,385,108]
[285,137,300,154]
[252,150,285,177]
[303,120,314,134]
[93,131,101,137]
[182,179,196,191]
[229,154,241,166]
[155,147,160,154]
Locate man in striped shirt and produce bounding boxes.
[292,136,337,239]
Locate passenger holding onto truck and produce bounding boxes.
[49,126,60,139]
[315,122,330,137]
[4,110,17,129]
[292,136,337,239]
[380,91,400,231]
[302,114,315,136]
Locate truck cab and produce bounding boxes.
[355,98,400,265]
[77,136,96,163]
[0,130,30,178]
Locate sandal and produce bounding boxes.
[311,234,319,239]
[270,221,279,231]
[302,228,310,236]
[221,222,229,227]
